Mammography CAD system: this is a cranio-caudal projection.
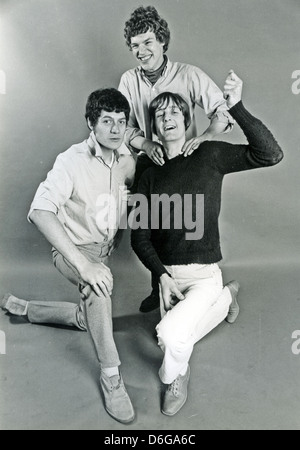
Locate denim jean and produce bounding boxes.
[26,243,121,369]
[156,263,231,384]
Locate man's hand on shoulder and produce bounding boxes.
[223,70,243,109]
[182,134,213,157]
[142,139,165,166]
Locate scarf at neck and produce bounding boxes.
[142,55,168,85]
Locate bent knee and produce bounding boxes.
[157,322,191,353]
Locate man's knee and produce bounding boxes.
[79,284,110,307]
[157,321,190,353]
[76,306,87,331]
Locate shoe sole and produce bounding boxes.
[225,313,239,324]
[106,409,135,424]
[226,281,240,324]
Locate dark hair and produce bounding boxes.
[124,6,170,53]
[149,92,191,135]
[85,88,130,127]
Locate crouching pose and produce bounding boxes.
[131,71,283,416]
[1,89,136,424]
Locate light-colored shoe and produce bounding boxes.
[1,294,28,316]
[100,372,135,424]
[162,365,190,416]
[225,281,240,324]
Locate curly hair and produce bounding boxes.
[85,88,130,128]
[124,6,170,52]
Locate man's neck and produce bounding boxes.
[164,138,186,160]
[143,55,168,84]
[100,148,114,165]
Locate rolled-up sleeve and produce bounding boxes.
[118,73,145,146]
[189,66,235,132]
[27,154,73,222]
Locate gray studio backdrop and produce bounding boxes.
[0,0,299,271]
[0,0,300,432]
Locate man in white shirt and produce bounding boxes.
[1,88,136,424]
[119,5,234,313]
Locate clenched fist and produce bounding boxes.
[224,70,243,109]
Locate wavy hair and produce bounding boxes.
[85,88,130,127]
[124,6,170,53]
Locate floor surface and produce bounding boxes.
[0,233,299,430]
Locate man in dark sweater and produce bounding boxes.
[131,70,283,416]
[119,5,235,313]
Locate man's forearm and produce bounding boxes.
[202,119,229,140]
[130,135,150,152]
[29,210,88,274]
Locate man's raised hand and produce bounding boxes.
[224,70,243,109]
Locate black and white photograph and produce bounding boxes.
[0,0,299,433]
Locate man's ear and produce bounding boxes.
[87,118,93,131]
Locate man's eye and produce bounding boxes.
[119,120,126,125]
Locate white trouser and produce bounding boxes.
[156,263,231,384]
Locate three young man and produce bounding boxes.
[119,6,235,312]
[1,5,284,423]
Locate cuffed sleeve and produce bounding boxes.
[119,73,145,147]
[188,66,235,132]
[27,153,73,223]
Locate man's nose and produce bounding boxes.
[138,44,147,55]
[111,122,120,133]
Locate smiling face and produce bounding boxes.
[154,100,186,144]
[130,31,165,72]
[89,110,127,152]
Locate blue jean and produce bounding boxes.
[26,243,121,369]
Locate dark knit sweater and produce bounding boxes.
[131,101,283,278]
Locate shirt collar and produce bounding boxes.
[87,131,131,162]
[137,56,171,81]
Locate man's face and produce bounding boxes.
[154,100,186,143]
[92,110,127,151]
[130,31,165,72]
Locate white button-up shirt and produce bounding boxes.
[28,132,136,246]
[119,58,234,145]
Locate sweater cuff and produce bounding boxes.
[148,255,169,279]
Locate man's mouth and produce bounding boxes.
[164,125,176,131]
[139,55,152,63]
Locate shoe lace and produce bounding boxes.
[108,375,121,392]
[167,377,180,397]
